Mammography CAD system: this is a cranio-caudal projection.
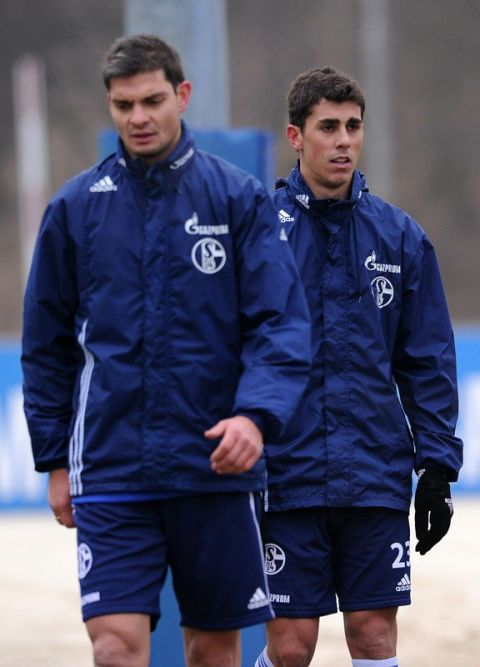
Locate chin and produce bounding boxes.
[130,144,156,155]
[131,147,163,161]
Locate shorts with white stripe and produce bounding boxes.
[75,492,274,630]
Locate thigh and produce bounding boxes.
[74,502,168,628]
[261,507,338,617]
[331,507,411,611]
[164,492,274,630]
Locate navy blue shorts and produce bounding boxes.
[74,492,274,630]
[261,506,411,617]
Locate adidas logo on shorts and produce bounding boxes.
[247,587,270,610]
[395,573,411,592]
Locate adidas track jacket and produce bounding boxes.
[264,165,462,512]
[22,125,311,498]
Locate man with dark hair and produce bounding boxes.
[21,34,311,667]
[255,67,462,667]
[102,34,185,90]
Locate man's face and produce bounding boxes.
[287,98,364,200]
[107,69,191,165]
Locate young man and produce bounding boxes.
[21,35,312,667]
[255,67,463,667]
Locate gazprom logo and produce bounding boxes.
[365,250,401,274]
[185,212,229,236]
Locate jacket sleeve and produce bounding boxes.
[393,231,463,481]
[231,182,312,438]
[21,201,79,472]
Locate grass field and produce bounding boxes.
[1,497,478,666]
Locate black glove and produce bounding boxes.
[414,467,454,555]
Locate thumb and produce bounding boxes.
[414,506,428,542]
[204,420,227,440]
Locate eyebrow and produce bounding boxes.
[143,92,168,102]
[111,91,169,104]
[318,117,363,125]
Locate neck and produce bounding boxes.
[299,166,353,201]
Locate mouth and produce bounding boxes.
[130,132,155,143]
[330,156,351,165]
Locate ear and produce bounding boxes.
[176,80,192,113]
[286,124,303,151]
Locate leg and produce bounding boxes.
[343,607,398,660]
[74,502,167,664]
[333,508,409,664]
[265,617,319,667]
[86,613,151,667]
[183,627,241,667]
[257,508,336,667]
[165,493,273,663]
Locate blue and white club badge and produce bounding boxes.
[191,238,227,274]
[371,275,394,309]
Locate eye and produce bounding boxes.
[114,101,131,111]
[146,96,166,107]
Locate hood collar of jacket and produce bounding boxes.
[281,162,369,300]
[116,121,195,183]
[283,162,368,223]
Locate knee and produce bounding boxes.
[185,647,237,667]
[266,618,318,667]
[92,631,145,667]
[184,631,240,667]
[92,631,123,666]
[270,637,316,667]
[344,609,397,659]
[185,641,217,667]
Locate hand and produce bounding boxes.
[206,416,263,475]
[48,468,75,528]
[414,467,453,555]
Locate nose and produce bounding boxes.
[336,125,351,147]
[130,103,149,126]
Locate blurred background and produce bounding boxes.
[1,0,479,498]
[1,0,480,330]
[0,1,479,664]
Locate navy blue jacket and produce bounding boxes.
[265,165,462,512]
[22,126,311,497]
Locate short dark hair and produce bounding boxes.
[102,34,185,90]
[288,67,366,129]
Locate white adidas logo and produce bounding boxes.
[89,175,117,193]
[278,209,294,223]
[395,573,411,592]
[247,587,270,610]
[296,193,310,209]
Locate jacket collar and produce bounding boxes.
[115,121,196,184]
[283,162,368,223]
